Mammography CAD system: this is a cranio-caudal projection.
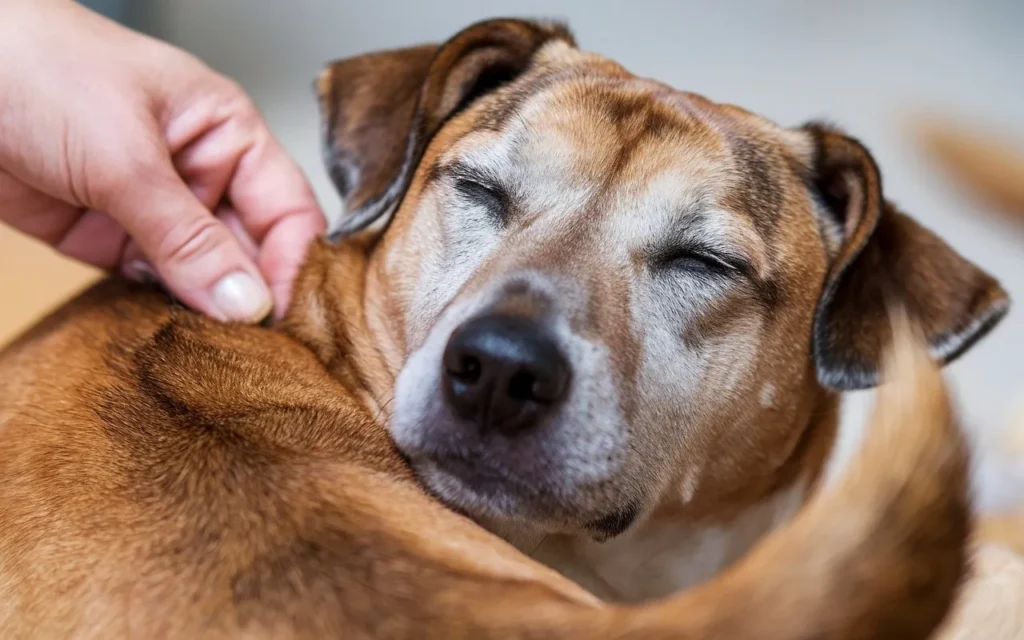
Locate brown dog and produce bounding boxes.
[309,20,1006,600]
[0,19,1006,638]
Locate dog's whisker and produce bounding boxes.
[528,534,549,557]
[373,394,396,424]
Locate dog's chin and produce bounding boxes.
[412,455,565,523]
[409,455,643,541]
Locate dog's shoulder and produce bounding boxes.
[0,277,593,638]
[0,278,427,635]
[2,277,389,448]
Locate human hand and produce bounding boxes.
[0,0,325,322]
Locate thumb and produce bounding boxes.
[102,152,272,323]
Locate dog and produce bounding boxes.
[310,20,1006,600]
[0,18,1006,638]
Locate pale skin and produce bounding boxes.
[0,0,325,322]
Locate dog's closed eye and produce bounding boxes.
[455,178,508,219]
[446,162,511,224]
[654,245,747,279]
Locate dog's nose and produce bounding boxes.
[442,314,570,436]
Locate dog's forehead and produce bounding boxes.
[442,49,802,263]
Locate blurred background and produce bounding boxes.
[3,0,1022,495]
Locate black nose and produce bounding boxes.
[442,314,571,436]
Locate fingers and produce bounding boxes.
[257,213,323,320]
[218,207,260,260]
[225,126,326,317]
[121,205,258,280]
[172,108,246,211]
[0,171,128,270]
[100,144,272,324]
[170,94,326,317]
[0,0,318,324]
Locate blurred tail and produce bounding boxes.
[914,116,1024,225]
[583,313,970,638]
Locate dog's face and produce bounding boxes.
[315,20,1008,539]
[371,57,832,537]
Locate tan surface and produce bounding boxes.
[0,227,99,347]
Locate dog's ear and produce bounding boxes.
[316,19,574,238]
[802,123,1009,390]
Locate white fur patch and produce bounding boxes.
[678,463,703,504]
[534,478,808,602]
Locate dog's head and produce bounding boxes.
[313,19,1008,539]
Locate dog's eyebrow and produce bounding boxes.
[431,159,504,188]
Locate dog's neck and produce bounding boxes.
[464,378,840,601]
[283,238,842,602]
[529,388,840,601]
[281,238,397,418]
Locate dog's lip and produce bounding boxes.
[412,450,555,505]
[418,452,640,537]
[427,452,525,489]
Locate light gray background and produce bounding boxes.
[133,0,1023,502]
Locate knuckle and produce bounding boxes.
[223,86,261,128]
[222,79,248,103]
[157,217,230,269]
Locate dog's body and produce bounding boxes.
[0,247,974,640]
[0,19,1011,638]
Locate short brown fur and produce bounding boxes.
[0,250,971,639]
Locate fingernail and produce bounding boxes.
[211,271,273,323]
[124,259,160,284]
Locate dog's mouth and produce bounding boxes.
[407,448,643,540]
[417,451,538,502]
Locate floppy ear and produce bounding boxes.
[803,123,1009,390]
[315,19,574,239]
